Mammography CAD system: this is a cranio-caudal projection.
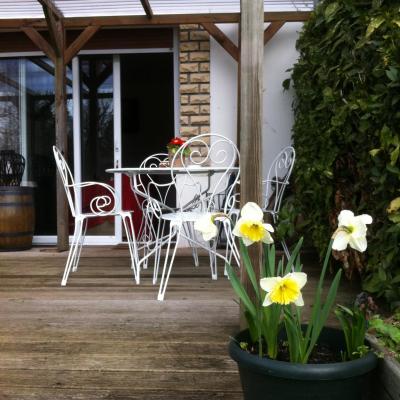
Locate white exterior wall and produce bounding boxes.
[210,23,303,177]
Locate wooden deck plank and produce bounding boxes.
[0,388,244,400]
[0,248,360,399]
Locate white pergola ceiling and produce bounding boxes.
[0,0,313,19]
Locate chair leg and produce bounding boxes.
[122,213,140,284]
[153,219,164,285]
[208,238,218,280]
[72,218,87,272]
[281,240,291,261]
[187,222,199,267]
[157,224,180,301]
[61,219,83,286]
[223,220,240,274]
[142,210,155,270]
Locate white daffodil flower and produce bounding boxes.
[232,202,274,246]
[260,272,307,307]
[332,210,372,252]
[194,213,219,241]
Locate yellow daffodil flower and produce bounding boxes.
[232,202,274,246]
[332,210,372,252]
[260,272,307,306]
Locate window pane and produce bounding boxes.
[0,57,73,236]
[80,55,114,236]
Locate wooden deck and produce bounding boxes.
[0,247,360,399]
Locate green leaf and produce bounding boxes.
[226,263,257,318]
[239,240,260,298]
[284,237,303,275]
[388,213,400,224]
[369,148,381,157]
[386,67,399,82]
[366,17,385,38]
[245,310,259,343]
[282,78,291,90]
[387,197,400,213]
[324,3,339,22]
[390,146,399,166]
[378,267,387,281]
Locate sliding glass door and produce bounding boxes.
[78,55,116,238]
[0,48,175,245]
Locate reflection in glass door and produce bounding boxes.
[79,55,115,237]
[0,57,73,238]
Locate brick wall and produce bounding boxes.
[179,24,210,141]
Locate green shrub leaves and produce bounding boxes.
[286,0,400,305]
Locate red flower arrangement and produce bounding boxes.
[167,137,191,157]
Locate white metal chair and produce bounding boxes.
[156,133,240,301]
[224,145,296,262]
[138,154,203,282]
[52,146,139,286]
[263,146,296,259]
[134,153,176,277]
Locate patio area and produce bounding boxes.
[0,248,359,399]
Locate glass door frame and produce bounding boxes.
[0,28,179,245]
[69,54,122,245]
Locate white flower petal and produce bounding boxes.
[260,277,280,293]
[263,223,275,233]
[241,236,254,246]
[194,214,211,230]
[338,210,355,227]
[202,225,219,241]
[352,218,368,235]
[356,214,372,225]
[262,230,274,244]
[262,294,273,307]
[232,218,244,237]
[288,272,307,289]
[241,202,264,221]
[332,231,349,251]
[349,236,367,252]
[194,214,219,241]
[294,293,304,307]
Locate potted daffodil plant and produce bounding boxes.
[195,203,377,400]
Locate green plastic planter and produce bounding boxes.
[229,327,377,400]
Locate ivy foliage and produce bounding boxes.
[285,0,400,305]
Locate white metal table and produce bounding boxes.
[106,165,239,296]
[107,166,239,212]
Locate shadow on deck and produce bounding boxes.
[0,247,360,399]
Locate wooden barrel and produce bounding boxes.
[0,186,35,251]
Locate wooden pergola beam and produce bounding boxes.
[264,21,285,45]
[64,25,100,64]
[0,11,311,30]
[139,0,153,19]
[37,0,64,21]
[21,26,56,61]
[201,22,239,62]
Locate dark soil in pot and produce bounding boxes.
[229,327,378,400]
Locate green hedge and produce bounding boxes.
[286,0,400,305]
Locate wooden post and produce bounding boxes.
[41,1,69,251]
[54,42,69,251]
[239,0,264,326]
